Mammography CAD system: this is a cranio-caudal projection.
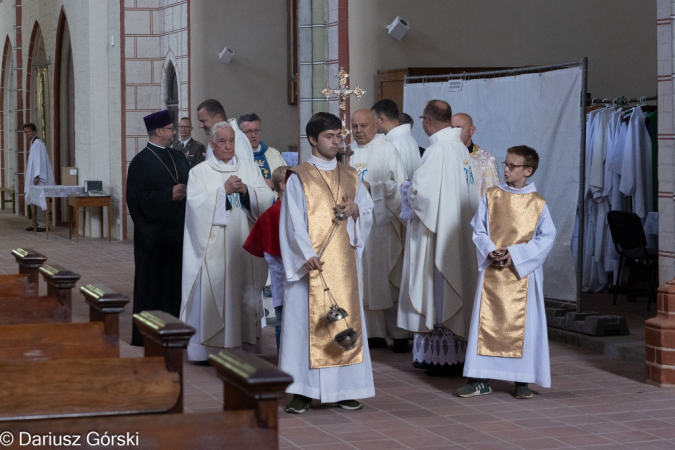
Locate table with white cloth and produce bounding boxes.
[28,185,85,239]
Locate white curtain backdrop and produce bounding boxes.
[403,67,582,301]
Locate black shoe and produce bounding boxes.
[26,226,35,231]
[36,227,46,232]
[392,339,409,353]
[412,361,431,369]
[285,394,312,414]
[367,337,387,349]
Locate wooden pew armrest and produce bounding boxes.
[39,264,80,320]
[133,311,195,413]
[11,248,46,288]
[80,284,129,343]
[210,349,293,429]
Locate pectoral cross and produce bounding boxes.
[321,68,366,148]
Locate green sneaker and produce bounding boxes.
[285,394,312,414]
[456,379,491,398]
[324,399,364,410]
[514,382,533,399]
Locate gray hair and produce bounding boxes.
[210,121,233,141]
[237,113,262,128]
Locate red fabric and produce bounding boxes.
[243,199,282,258]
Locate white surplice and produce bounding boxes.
[350,134,408,340]
[180,153,275,361]
[386,123,421,180]
[464,183,556,387]
[279,155,375,402]
[397,127,479,340]
[24,137,55,209]
[205,118,254,163]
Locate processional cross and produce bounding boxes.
[321,67,366,148]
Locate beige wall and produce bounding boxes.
[348,0,657,107]
[189,0,298,152]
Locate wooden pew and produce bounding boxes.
[0,248,47,295]
[0,310,193,421]
[0,264,80,324]
[0,284,128,363]
[0,350,293,449]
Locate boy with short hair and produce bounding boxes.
[457,145,556,399]
[243,165,290,352]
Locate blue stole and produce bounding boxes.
[227,193,243,210]
[254,142,272,179]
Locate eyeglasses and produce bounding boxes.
[161,125,175,131]
[178,126,192,130]
[243,129,262,136]
[502,162,529,171]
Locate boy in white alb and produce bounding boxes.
[457,146,556,399]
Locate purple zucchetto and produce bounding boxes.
[143,110,173,132]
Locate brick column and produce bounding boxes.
[645,279,675,386]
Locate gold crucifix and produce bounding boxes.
[321,67,366,147]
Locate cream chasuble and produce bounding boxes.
[398,127,479,338]
[386,123,421,179]
[350,134,406,312]
[180,153,275,357]
[477,187,545,357]
[470,144,500,199]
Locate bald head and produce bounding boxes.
[451,113,475,147]
[351,108,377,146]
[421,100,453,136]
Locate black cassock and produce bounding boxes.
[126,142,189,345]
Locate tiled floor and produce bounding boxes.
[2,208,675,449]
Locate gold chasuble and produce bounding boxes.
[291,162,363,369]
[477,187,546,358]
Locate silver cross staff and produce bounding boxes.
[321,67,366,147]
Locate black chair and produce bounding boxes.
[606,210,658,310]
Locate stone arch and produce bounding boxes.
[54,7,75,184]
[161,51,181,128]
[1,36,15,193]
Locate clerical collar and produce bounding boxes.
[147,141,167,151]
[352,133,385,149]
[467,142,475,154]
[428,127,462,146]
[500,182,536,194]
[308,155,337,170]
[387,123,412,138]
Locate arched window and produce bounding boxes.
[166,62,179,130]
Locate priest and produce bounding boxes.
[180,121,275,361]
[372,99,421,179]
[349,108,410,352]
[23,122,55,232]
[126,110,189,346]
[280,112,375,414]
[451,113,500,198]
[398,100,479,373]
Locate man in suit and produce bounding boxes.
[172,117,206,169]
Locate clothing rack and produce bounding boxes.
[403,61,582,84]
[589,96,657,107]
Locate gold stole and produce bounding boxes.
[477,187,545,358]
[291,162,363,369]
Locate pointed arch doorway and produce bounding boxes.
[54,9,75,223]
